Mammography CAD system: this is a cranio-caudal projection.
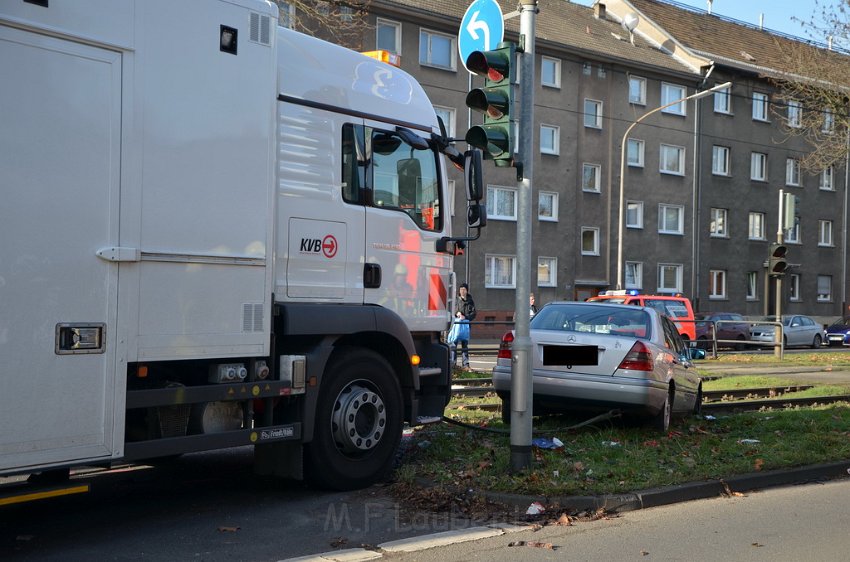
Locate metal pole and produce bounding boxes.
[510,0,537,472]
[775,190,784,358]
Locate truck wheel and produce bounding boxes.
[305,348,402,490]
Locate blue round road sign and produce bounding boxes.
[458,0,504,73]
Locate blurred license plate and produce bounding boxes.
[543,345,598,366]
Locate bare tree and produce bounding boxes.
[275,0,370,49]
[770,1,850,172]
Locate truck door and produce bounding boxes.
[362,120,452,331]
[0,27,121,470]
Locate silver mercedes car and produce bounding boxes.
[492,301,703,432]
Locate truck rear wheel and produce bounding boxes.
[305,348,402,490]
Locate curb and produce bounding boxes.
[482,460,850,513]
[282,461,850,562]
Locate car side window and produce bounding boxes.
[662,317,687,356]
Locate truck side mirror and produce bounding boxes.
[467,203,486,228]
[464,149,483,201]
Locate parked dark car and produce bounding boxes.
[825,317,850,347]
[694,312,749,350]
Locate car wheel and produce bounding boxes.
[812,334,823,349]
[304,347,402,491]
[652,388,673,433]
[500,395,511,425]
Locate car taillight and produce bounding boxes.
[497,331,514,359]
[618,341,653,371]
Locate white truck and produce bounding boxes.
[0,0,483,499]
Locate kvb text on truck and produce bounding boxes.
[0,0,485,501]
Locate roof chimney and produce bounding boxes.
[759,13,764,30]
[594,2,606,19]
[706,0,712,15]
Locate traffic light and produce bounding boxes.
[464,41,516,167]
[768,243,788,277]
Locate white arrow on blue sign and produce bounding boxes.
[458,0,505,73]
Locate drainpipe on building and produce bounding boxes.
[843,128,849,314]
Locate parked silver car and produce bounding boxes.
[492,301,702,432]
[750,315,824,349]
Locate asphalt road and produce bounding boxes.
[0,448,462,561]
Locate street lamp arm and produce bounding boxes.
[615,82,732,290]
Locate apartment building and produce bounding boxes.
[310,0,848,323]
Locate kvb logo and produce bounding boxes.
[299,235,338,258]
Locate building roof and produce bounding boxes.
[374,0,699,77]
[625,0,850,78]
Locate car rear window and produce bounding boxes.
[644,299,689,318]
[531,304,651,339]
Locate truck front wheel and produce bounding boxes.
[305,348,403,490]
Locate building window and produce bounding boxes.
[537,257,557,287]
[485,255,517,288]
[712,145,730,176]
[748,212,765,240]
[597,66,606,78]
[540,125,559,155]
[819,219,834,246]
[538,191,558,221]
[582,62,592,75]
[582,163,601,192]
[823,107,835,133]
[625,261,643,289]
[713,84,731,113]
[820,166,834,190]
[784,216,800,243]
[787,100,802,128]
[658,204,684,235]
[376,18,401,53]
[658,264,683,293]
[419,28,455,70]
[626,201,644,229]
[486,186,517,220]
[581,227,600,255]
[789,273,801,301]
[660,144,685,175]
[747,271,758,300]
[786,158,801,186]
[750,152,767,181]
[541,56,561,88]
[709,270,727,299]
[279,2,296,28]
[661,83,686,115]
[627,138,644,167]
[752,92,769,121]
[584,99,603,128]
[817,275,832,301]
[433,105,455,137]
[629,75,646,105]
[710,208,728,237]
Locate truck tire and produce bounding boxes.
[305,348,403,490]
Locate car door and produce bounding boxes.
[660,316,698,410]
[787,316,804,346]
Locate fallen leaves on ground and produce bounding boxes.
[217,526,240,533]
[508,540,555,549]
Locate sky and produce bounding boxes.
[572,0,833,44]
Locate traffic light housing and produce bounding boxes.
[464,42,516,167]
[768,243,788,277]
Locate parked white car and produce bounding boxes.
[750,315,823,349]
[492,301,703,432]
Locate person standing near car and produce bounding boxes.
[530,293,538,319]
[450,283,476,370]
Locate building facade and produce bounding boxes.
[296,0,849,327]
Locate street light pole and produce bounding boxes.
[616,82,732,290]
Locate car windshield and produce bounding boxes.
[531,303,651,339]
[830,317,850,326]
